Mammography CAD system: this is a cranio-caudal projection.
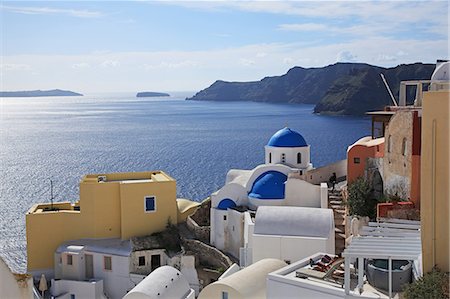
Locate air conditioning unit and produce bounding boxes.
[97,176,107,182]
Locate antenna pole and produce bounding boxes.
[50,179,54,210]
[380,73,398,106]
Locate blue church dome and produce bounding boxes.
[267,127,307,147]
[248,171,287,200]
[217,198,237,210]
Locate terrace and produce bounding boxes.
[267,219,421,299]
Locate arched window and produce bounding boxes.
[297,152,302,164]
[281,153,286,163]
[402,138,407,156]
[269,152,272,163]
[388,135,392,153]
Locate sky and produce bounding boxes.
[1,1,449,93]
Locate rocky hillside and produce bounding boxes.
[186,62,435,115]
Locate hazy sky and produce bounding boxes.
[1,1,449,93]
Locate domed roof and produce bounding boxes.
[248,171,287,200]
[217,198,237,210]
[267,127,307,147]
[123,266,191,299]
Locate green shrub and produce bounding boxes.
[347,177,377,219]
[404,268,449,299]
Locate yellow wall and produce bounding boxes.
[120,180,177,240]
[79,182,122,238]
[26,206,88,271]
[26,171,182,272]
[421,90,449,273]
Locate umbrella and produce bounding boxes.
[39,274,48,297]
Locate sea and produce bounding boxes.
[0,92,370,273]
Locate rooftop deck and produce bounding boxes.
[81,170,174,184]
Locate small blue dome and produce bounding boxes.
[267,127,307,147]
[217,198,237,210]
[248,171,287,200]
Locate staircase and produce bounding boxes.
[328,188,346,255]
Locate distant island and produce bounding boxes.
[136,92,170,97]
[0,89,83,97]
[186,62,435,115]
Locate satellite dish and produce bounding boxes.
[431,61,450,81]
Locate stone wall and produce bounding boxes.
[191,199,210,226]
[383,111,415,200]
[186,216,210,243]
[181,239,233,270]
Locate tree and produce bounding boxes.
[347,177,378,219]
[404,268,449,299]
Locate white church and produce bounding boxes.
[209,127,335,266]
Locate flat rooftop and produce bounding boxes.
[81,170,174,184]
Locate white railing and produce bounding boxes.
[399,80,450,106]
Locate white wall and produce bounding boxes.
[211,183,247,208]
[60,252,84,281]
[0,257,33,299]
[252,235,334,264]
[285,178,321,207]
[225,209,245,259]
[267,275,346,299]
[180,256,200,296]
[302,159,347,185]
[51,278,105,299]
[210,208,227,250]
[265,146,312,170]
[87,251,141,299]
[245,164,292,193]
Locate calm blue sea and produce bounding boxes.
[0,92,370,273]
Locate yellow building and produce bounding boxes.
[420,86,449,273]
[26,171,200,275]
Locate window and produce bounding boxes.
[67,254,73,266]
[402,138,407,156]
[144,196,156,212]
[222,291,228,299]
[223,215,227,221]
[70,295,75,299]
[138,256,146,267]
[297,152,302,164]
[281,153,286,163]
[354,157,360,164]
[269,152,272,163]
[104,256,112,271]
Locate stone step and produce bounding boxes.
[329,200,343,205]
[335,219,346,227]
[330,205,345,210]
[334,227,344,234]
[336,233,346,239]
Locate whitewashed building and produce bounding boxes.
[267,220,422,299]
[210,128,330,263]
[123,266,195,299]
[51,237,199,299]
[247,206,335,265]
